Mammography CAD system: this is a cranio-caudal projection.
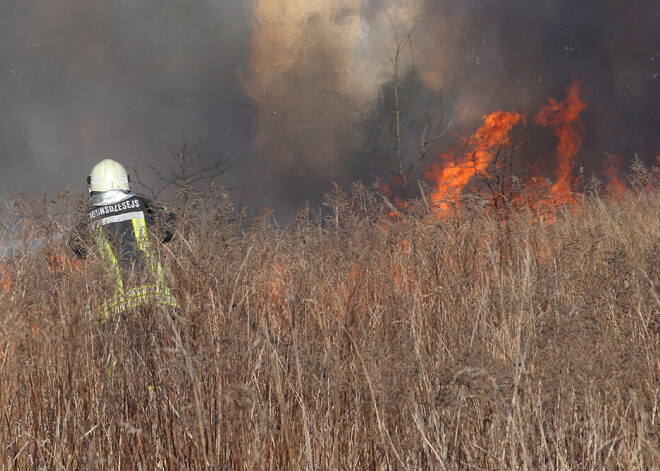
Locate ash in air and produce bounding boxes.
[0,0,657,215]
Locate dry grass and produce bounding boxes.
[0,181,659,470]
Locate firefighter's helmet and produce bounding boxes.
[87,159,130,193]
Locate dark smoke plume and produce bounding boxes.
[1,0,658,215]
[1,1,252,198]
[248,0,659,208]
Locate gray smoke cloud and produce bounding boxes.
[0,1,658,216]
[0,1,253,199]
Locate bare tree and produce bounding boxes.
[377,9,450,196]
[128,141,237,200]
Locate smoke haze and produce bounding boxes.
[1,1,658,215]
[1,1,252,199]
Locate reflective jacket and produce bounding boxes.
[72,190,179,318]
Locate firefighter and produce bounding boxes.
[70,159,179,319]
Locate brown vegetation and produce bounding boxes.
[0,179,659,470]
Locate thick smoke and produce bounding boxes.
[0,1,658,214]
[248,0,659,206]
[0,1,253,198]
[248,0,426,207]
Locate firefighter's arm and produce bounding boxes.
[143,198,176,243]
[68,218,90,258]
[157,204,176,243]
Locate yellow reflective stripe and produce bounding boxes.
[93,226,124,292]
[100,284,180,319]
[131,216,166,285]
[131,218,147,251]
[154,260,165,285]
[95,216,179,320]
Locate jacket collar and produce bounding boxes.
[91,190,135,207]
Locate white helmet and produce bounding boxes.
[87,159,130,193]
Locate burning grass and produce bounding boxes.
[0,180,660,469]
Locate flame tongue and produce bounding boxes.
[425,110,525,210]
[424,79,588,214]
[603,154,626,198]
[536,79,587,202]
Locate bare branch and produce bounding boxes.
[128,140,242,201]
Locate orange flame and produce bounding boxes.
[0,263,10,291]
[46,252,83,274]
[259,259,293,337]
[425,110,525,210]
[603,154,626,198]
[536,79,586,204]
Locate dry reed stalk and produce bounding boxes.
[0,184,658,468]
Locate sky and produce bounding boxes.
[1,0,658,217]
